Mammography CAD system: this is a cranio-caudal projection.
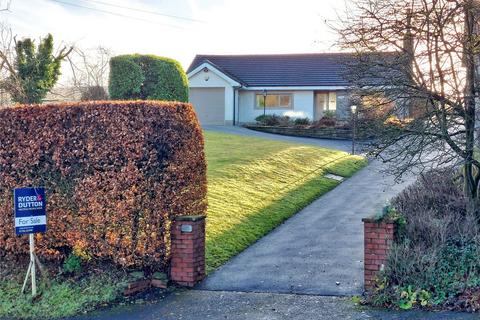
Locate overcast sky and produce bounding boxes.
[2,0,349,74]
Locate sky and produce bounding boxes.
[1,0,350,80]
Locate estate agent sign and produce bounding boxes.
[14,187,47,235]
[13,187,46,297]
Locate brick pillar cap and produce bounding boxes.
[362,217,396,223]
[174,215,206,222]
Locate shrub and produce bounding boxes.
[63,254,82,274]
[108,56,144,99]
[277,115,292,126]
[324,110,336,118]
[370,168,480,309]
[80,86,109,101]
[109,54,188,102]
[391,168,469,248]
[255,114,278,126]
[294,117,310,126]
[12,34,65,104]
[0,101,207,271]
[254,114,267,123]
[255,114,292,126]
[312,116,336,128]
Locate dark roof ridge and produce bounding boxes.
[191,51,396,58]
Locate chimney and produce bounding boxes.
[403,9,414,69]
[403,9,414,53]
[403,8,415,118]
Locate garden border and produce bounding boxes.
[244,125,354,140]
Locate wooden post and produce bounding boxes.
[21,234,37,296]
[30,234,36,296]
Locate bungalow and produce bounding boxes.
[186,53,356,126]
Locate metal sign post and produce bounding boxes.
[14,187,46,297]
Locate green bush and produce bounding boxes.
[255,114,292,126]
[108,56,144,99]
[12,34,65,104]
[108,54,188,102]
[80,85,109,101]
[324,110,336,118]
[63,254,82,274]
[294,117,310,126]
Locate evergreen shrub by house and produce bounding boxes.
[0,101,207,271]
[109,54,189,102]
[255,114,292,126]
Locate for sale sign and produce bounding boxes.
[14,187,46,235]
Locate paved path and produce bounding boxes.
[74,290,476,320]
[198,159,414,295]
[203,125,354,152]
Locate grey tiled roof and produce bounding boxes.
[187,53,359,87]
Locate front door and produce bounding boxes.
[314,92,328,121]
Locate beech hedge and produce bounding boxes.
[0,101,207,271]
[109,54,189,102]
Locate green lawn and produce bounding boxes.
[204,131,367,272]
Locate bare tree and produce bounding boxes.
[0,22,16,106]
[336,0,480,213]
[0,0,12,12]
[66,46,112,101]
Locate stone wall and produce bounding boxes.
[245,125,353,140]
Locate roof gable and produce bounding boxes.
[188,61,242,87]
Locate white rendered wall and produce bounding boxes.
[237,90,314,123]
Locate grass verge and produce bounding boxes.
[0,271,124,320]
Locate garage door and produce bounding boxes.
[189,87,225,125]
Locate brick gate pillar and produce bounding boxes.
[170,215,206,287]
[362,218,396,292]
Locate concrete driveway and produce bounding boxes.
[197,159,414,296]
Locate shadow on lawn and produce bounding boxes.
[205,176,340,273]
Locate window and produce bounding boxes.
[328,92,337,110]
[255,93,292,109]
[316,92,337,111]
